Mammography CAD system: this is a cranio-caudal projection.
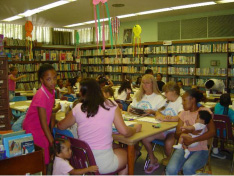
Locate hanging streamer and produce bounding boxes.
[25,21,33,61]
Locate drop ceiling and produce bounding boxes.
[0,0,234,29]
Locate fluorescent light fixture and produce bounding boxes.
[117,13,136,19]
[216,0,234,3]
[1,0,76,22]
[2,16,22,22]
[171,2,216,10]
[64,23,85,27]
[137,8,171,15]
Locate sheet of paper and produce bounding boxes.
[16,106,29,109]
[9,102,15,105]
[137,117,161,124]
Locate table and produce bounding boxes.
[15,90,35,97]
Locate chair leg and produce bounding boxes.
[144,143,157,170]
[231,152,234,174]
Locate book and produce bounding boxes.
[0,130,25,145]
[3,133,34,158]
[21,140,34,155]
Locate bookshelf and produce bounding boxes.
[5,46,80,90]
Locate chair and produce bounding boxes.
[68,137,125,175]
[213,115,234,174]
[52,127,74,139]
[63,94,76,102]
[11,96,27,119]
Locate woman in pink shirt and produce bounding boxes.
[166,89,215,175]
[23,64,58,167]
[58,78,142,175]
[8,66,26,101]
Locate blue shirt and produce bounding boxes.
[214,103,234,123]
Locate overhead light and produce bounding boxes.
[117,14,136,19]
[1,0,76,22]
[171,2,216,10]
[216,0,234,3]
[64,23,86,27]
[137,8,171,15]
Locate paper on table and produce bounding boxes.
[112,121,136,129]
[9,102,15,105]
[137,117,161,124]
[16,106,29,109]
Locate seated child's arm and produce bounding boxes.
[58,111,76,130]
[69,166,98,175]
[180,125,195,132]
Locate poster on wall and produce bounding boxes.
[123,29,132,43]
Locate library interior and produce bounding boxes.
[1,0,234,175]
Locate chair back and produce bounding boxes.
[68,137,100,175]
[11,96,27,102]
[213,114,234,141]
[52,127,74,139]
[63,94,75,102]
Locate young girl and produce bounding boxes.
[173,110,212,158]
[66,78,76,95]
[116,80,132,111]
[23,64,59,166]
[8,66,27,101]
[56,79,67,99]
[53,138,98,175]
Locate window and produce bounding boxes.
[32,26,50,43]
[0,23,23,39]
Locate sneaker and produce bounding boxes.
[211,153,226,159]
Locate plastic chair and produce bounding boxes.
[213,115,234,174]
[52,127,74,139]
[11,96,27,119]
[144,139,165,170]
[63,94,75,102]
[68,137,125,175]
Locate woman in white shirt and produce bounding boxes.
[128,74,165,115]
[142,81,184,174]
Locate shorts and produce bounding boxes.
[162,127,176,137]
[92,148,119,174]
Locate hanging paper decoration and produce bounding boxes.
[25,21,33,61]
[133,24,142,57]
[93,0,113,50]
[111,17,120,57]
[75,32,81,70]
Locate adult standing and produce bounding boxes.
[58,78,142,175]
[166,89,215,175]
[142,81,183,174]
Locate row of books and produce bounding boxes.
[59,64,78,71]
[229,80,234,89]
[168,67,195,75]
[122,57,143,64]
[168,77,195,86]
[168,44,198,53]
[4,38,26,46]
[144,57,167,64]
[168,56,196,64]
[16,82,39,91]
[17,73,37,82]
[104,57,122,64]
[88,66,105,72]
[196,68,227,76]
[144,46,167,54]
[228,56,234,65]
[105,66,122,73]
[58,72,79,80]
[34,50,74,61]
[0,131,34,159]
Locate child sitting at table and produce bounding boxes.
[212,93,234,159]
[102,86,115,99]
[115,80,132,111]
[56,79,67,99]
[64,78,77,99]
[53,138,98,175]
[173,110,212,158]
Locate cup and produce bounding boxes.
[206,90,210,97]
[60,101,68,112]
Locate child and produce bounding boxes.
[212,93,234,159]
[53,138,98,175]
[176,80,185,96]
[132,76,142,88]
[66,78,76,95]
[56,79,67,99]
[8,66,27,101]
[23,64,60,166]
[173,110,212,158]
[102,86,115,99]
[116,80,132,111]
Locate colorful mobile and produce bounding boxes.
[133,24,142,57]
[75,32,81,70]
[111,17,120,57]
[25,21,33,60]
[93,0,113,50]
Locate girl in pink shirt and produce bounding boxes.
[23,64,58,167]
[166,89,215,175]
[58,78,142,175]
[8,66,26,101]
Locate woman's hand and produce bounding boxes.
[183,136,194,146]
[155,114,164,121]
[133,124,142,133]
[144,109,155,115]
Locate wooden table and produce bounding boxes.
[15,90,35,97]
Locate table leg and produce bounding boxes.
[127,145,135,175]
